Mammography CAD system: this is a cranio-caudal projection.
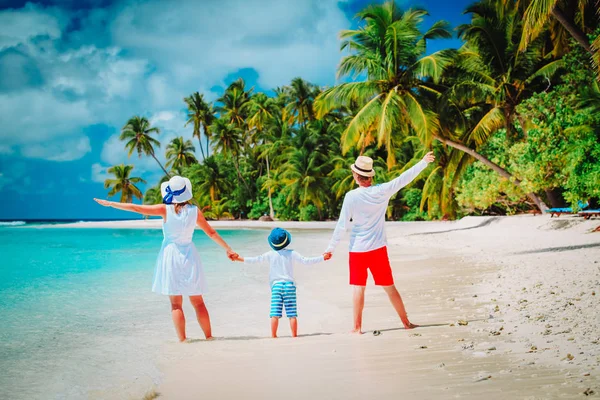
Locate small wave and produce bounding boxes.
[0,221,26,226]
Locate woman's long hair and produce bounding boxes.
[173,201,191,214]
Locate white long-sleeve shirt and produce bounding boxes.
[326,160,429,253]
[244,249,324,287]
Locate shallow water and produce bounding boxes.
[0,227,269,399]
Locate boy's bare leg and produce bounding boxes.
[383,285,418,329]
[169,295,186,342]
[270,317,279,338]
[352,285,366,333]
[189,295,213,339]
[289,317,298,337]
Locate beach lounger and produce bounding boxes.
[577,210,600,220]
[546,207,573,217]
[546,201,589,218]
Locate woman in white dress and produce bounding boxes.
[94,176,238,341]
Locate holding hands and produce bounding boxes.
[227,249,239,261]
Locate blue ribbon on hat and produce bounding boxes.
[162,185,186,204]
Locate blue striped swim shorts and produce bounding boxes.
[270,281,297,318]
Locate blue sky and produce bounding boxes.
[0,0,472,220]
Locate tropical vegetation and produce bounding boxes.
[103,0,599,223]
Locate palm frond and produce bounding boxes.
[519,0,557,52]
[466,107,505,146]
[340,93,384,154]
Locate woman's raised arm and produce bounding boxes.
[94,199,166,218]
[195,208,238,260]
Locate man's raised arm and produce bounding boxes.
[379,152,435,197]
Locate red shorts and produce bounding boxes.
[349,246,394,286]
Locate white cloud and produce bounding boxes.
[22,136,91,161]
[0,3,67,51]
[110,0,348,89]
[91,163,110,183]
[0,89,93,142]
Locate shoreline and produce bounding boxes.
[20,215,492,231]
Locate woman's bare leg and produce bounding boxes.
[169,295,186,342]
[189,295,212,339]
[289,317,298,337]
[352,286,366,333]
[382,285,418,329]
[270,317,279,338]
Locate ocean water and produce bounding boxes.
[0,226,268,399]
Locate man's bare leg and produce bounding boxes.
[383,285,418,329]
[352,285,366,333]
[289,317,298,337]
[270,317,279,338]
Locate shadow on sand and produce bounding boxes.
[408,217,500,236]
[185,332,333,343]
[375,318,488,333]
[512,242,600,255]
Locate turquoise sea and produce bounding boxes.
[0,226,268,399]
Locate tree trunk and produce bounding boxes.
[515,112,529,139]
[150,151,171,177]
[266,153,275,219]
[551,7,592,54]
[233,156,252,193]
[434,135,549,212]
[544,187,566,208]
[197,135,206,160]
[203,124,210,158]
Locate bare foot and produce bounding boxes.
[350,328,363,334]
[404,323,419,330]
[205,336,214,341]
[271,335,278,339]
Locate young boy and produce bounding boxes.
[234,228,331,338]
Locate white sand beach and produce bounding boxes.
[82,215,600,399]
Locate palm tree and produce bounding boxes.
[315,2,454,168]
[184,92,215,159]
[216,78,252,128]
[285,78,319,126]
[120,116,170,177]
[210,118,250,190]
[203,199,233,220]
[248,93,279,218]
[280,147,329,219]
[166,137,197,170]
[196,156,232,202]
[104,164,146,203]
[143,185,162,205]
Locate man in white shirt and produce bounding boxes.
[325,152,435,333]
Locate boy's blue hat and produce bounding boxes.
[269,228,291,251]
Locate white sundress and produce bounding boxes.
[152,204,207,295]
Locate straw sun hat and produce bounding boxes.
[350,156,376,177]
[161,176,193,204]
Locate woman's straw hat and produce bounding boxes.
[350,156,376,177]
[161,176,193,204]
